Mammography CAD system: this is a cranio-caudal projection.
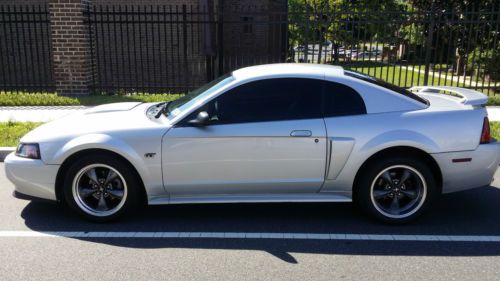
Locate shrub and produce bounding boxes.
[467,47,500,81]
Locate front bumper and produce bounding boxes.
[432,141,500,194]
[4,152,59,201]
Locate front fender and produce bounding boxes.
[52,134,141,163]
[50,134,152,192]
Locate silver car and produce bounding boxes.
[5,64,500,223]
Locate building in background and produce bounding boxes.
[0,0,288,94]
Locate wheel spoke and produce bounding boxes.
[381,172,395,188]
[96,194,108,211]
[399,170,411,186]
[86,168,99,184]
[371,165,427,219]
[105,170,118,185]
[79,187,96,198]
[74,164,128,215]
[389,196,400,213]
[108,189,124,199]
[401,189,418,199]
[373,190,391,199]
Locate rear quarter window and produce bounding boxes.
[344,70,429,105]
[323,81,367,117]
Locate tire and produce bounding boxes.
[62,153,142,222]
[355,156,437,224]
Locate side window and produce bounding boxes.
[192,78,323,125]
[324,81,366,117]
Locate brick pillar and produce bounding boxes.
[49,0,93,95]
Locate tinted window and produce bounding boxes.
[324,81,366,117]
[188,78,323,124]
[344,70,429,105]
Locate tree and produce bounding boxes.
[408,0,499,74]
[288,0,406,63]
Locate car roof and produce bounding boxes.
[231,63,344,80]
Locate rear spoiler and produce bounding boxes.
[409,86,488,106]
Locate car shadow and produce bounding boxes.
[20,185,500,263]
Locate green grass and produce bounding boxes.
[0,121,43,147]
[346,64,467,89]
[491,121,500,141]
[0,92,183,106]
[350,64,500,101]
[487,95,500,106]
[1,67,499,106]
[1,121,499,147]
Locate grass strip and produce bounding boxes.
[0,92,183,106]
[1,121,499,147]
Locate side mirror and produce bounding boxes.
[188,111,209,126]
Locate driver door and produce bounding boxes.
[162,78,327,197]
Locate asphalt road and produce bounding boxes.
[1,163,500,281]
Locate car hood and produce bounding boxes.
[21,102,169,143]
[84,102,142,113]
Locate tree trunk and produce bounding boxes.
[317,32,324,64]
[455,48,466,75]
[333,42,339,63]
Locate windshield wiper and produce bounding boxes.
[154,101,171,118]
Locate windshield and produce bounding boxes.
[165,73,234,120]
[344,70,429,105]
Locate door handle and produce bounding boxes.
[290,130,312,137]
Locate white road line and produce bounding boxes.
[0,231,500,242]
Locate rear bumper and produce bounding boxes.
[432,141,500,194]
[4,152,59,201]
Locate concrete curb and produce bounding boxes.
[0,147,15,162]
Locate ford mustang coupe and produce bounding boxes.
[5,64,500,223]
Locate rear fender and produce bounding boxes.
[360,130,440,154]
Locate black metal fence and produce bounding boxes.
[0,3,499,95]
[85,4,288,94]
[87,5,206,93]
[288,3,500,94]
[86,3,500,95]
[0,5,54,93]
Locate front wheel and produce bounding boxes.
[355,157,437,224]
[63,154,141,222]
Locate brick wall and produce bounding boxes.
[0,0,46,4]
[49,0,94,94]
[220,0,287,73]
[0,0,288,94]
[93,0,198,5]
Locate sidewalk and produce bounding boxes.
[1,105,500,122]
[487,106,500,122]
[1,105,500,161]
[0,106,88,122]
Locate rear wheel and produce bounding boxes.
[63,154,141,222]
[355,157,437,223]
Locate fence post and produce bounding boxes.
[423,4,435,86]
[182,5,189,92]
[216,3,224,76]
[48,0,94,95]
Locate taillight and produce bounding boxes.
[480,117,491,144]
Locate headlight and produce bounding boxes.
[16,143,41,159]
